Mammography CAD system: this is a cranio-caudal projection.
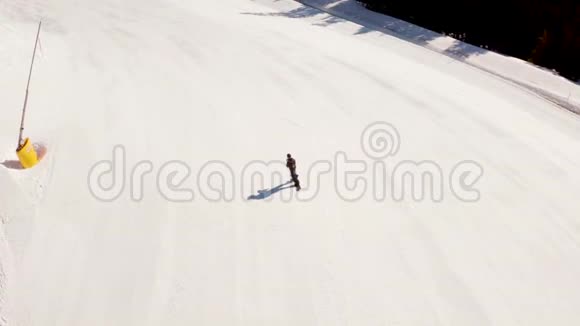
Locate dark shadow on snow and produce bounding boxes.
[0,160,23,170]
[241,6,322,19]
[247,180,295,200]
[241,1,488,62]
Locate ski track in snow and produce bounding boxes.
[1,0,580,325]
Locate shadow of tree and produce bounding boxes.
[241,6,323,19]
[242,0,488,61]
[443,40,488,59]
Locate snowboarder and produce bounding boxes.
[286,153,301,191]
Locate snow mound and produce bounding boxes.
[0,141,53,325]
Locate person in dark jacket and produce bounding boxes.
[286,153,301,191]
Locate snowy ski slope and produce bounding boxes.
[1,0,580,325]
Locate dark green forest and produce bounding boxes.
[358,0,580,82]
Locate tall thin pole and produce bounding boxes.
[17,21,42,150]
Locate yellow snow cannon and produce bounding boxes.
[16,138,39,169]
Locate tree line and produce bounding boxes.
[358,0,580,82]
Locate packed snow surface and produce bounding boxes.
[1,0,580,325]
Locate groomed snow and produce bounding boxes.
[294,0,580,114]
[1,0,580,325]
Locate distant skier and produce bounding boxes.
[286,153,301,191]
